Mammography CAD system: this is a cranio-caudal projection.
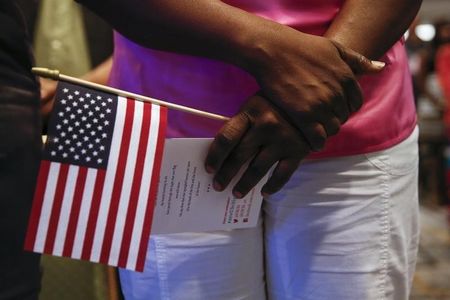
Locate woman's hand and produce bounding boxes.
[205,33,383,197]
[205,94,310,198]
[247,27,384,151]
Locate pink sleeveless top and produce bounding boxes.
[109,0,417,158]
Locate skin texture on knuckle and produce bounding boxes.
[247,160,271,177]
[342,82,363,110]
[341,69,357,86]
[228,147,253,165]
[347,90,363,111]
[215,114,248,146]
[262,78,299,107]
[258,111,281,132]
[298,97,332,127]
[358,54,372,69]
[314,135,327,149]
[276,163,295,180]
[277,131,296,146]
[289,99,316,124]
[241,96,264,118]
[323,118,341,136]
[315,89,339,112]
[332,101,350,122]
[279,125,310,151]
[327,61,348,80]
[329,39,347,61]
[214,131,236,149]
[306,124,327,150]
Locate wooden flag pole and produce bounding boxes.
[32,67,230,122]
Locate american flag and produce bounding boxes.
[25,82,167,271]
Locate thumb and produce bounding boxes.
[331,40,385,75]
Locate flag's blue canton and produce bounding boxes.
[44,82,118,169]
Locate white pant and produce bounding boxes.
[119,127,420,300]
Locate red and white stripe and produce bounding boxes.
[25,97,167,271]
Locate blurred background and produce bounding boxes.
[406,1,450,299]
[15,0,450,299]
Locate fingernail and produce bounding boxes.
[205,165,215,174]
[233,190,243,199]
[213,180,222,191]
[371,60,385,68]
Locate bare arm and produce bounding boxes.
[78,0,379,148]
[77,0,403,197]
[81,57,113,84]
[77,0,262,68]
[325,0,422,59]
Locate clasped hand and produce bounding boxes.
[206,32,384,197]
[205,94,309,198]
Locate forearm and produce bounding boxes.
[81,56,113,85]
[77,0,279,72]
[325,0,422,59]
[77,0,390,194]
[79,0,383,152]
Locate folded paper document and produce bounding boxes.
[151,138,267,234]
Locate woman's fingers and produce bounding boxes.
[231,147,278,198]
[212,133,259,192]
[261,158,302,196]
[331,40,385,75]
[205,112,250,174]
[207,95,310,197]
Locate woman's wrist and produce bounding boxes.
[205,3,285,75]
[230,17,300,79]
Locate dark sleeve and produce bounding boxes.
[0,3,42,298]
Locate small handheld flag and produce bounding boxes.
[25,81,167,272]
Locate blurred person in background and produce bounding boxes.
[28,1,116,299]
[4,1,116,300]
[414,18,450,208]
[0,1,42,299]
[435,20,450,131]
[15,0,113,131]
[434,19,450,217]
[406,16,428,107]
